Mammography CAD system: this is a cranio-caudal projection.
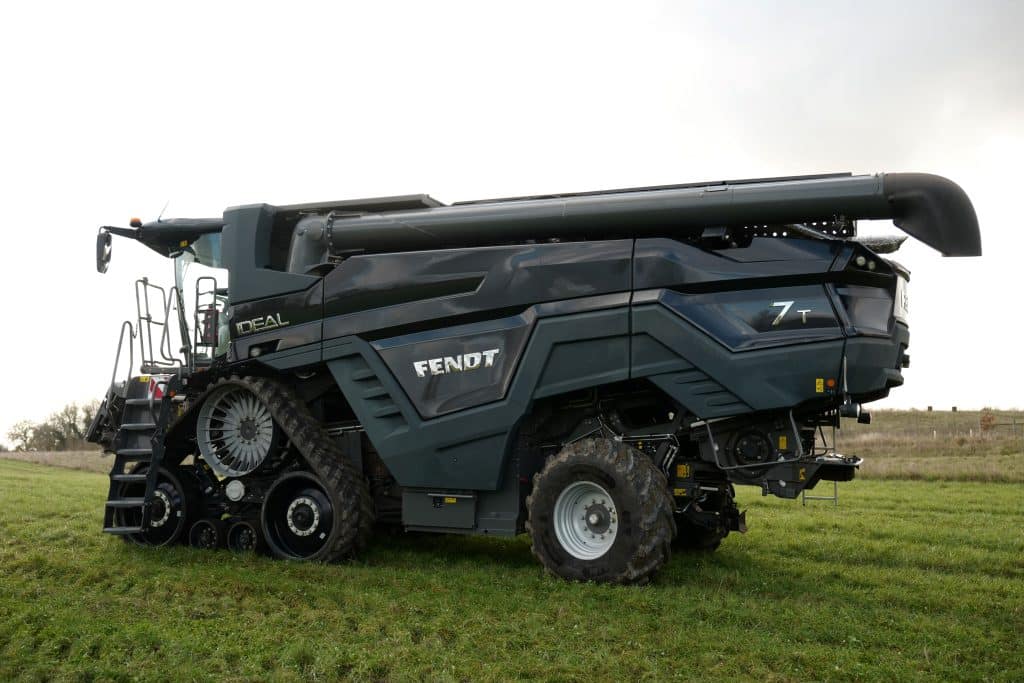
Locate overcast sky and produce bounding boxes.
[1,1,1021,443]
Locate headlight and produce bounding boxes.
[894,275,909,323]
[837,285,894,334]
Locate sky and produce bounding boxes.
[1,0,1021,444]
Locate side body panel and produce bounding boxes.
[238,235,903,530]
[325,302,629,491]
[629,237,847,417]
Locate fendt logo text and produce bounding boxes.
[413,349,500,378]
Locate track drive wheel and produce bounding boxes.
[261,469,362,561]
[115,466,196,547]
[526,438,676,584]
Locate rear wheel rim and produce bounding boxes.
[552,480,618,560]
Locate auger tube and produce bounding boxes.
[320,172,979,256]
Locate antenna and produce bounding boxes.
[157,200,170,223]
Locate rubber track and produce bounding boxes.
[526,438,676,584]
[205,376,374,559]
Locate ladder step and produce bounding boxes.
[111,473,148,483]
[104,526,144,535]
[106,498,146,508]
[116,448,152,459]
[125,398,153,406]
[120,423,157,431]
[351,369,376,381]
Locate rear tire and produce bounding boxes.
[526,438,675,584]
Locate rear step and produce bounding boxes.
[116,448,152,459]
[120,423,157,431]
[111,473,148,483]
[103,526,144,535]
[106,498,146,508]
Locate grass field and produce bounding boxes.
[838,409,1024,483]
[1,458,1022,682]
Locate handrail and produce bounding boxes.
[109,320,137,398]
[134,278,184,371]
[159,285,186,366]
[193,275,220,369]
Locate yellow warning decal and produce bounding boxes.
[444,497,457,505]
[179,240,189,248]
[138,375,150,383]
[815,378,825,393]
[799,467,806,481]
[673,488,687,497]
[676,463,692,479]
[779,435,788,450]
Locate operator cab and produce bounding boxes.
[96,216,230,371]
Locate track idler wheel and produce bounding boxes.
[188,520,223,550]
[227,520,264,554]
[262,470,356,561]
[115,466,195,547]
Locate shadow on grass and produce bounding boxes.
[366,528,538,568]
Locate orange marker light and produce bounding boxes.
[826,378,837,388]
[130,217,143,228]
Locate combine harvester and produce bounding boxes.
[87,172,980,583]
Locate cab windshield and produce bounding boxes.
[174,234,230,360]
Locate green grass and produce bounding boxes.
[838,410,1024,483]
[1,460,1022,681]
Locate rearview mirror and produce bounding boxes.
[96,230,112,273]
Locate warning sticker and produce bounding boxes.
[815,378,825,393]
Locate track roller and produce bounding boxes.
[189,520,223,550]
[227,520,264,553]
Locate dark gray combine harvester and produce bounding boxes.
[88,172,980,583]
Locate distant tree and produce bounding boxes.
[7,420,35,451]
[6,400,103,451]
[29,422,66,451]
[52,403,86,442]
[80,400,99,436]
[0,442,9,452]
[979,409,997,433]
